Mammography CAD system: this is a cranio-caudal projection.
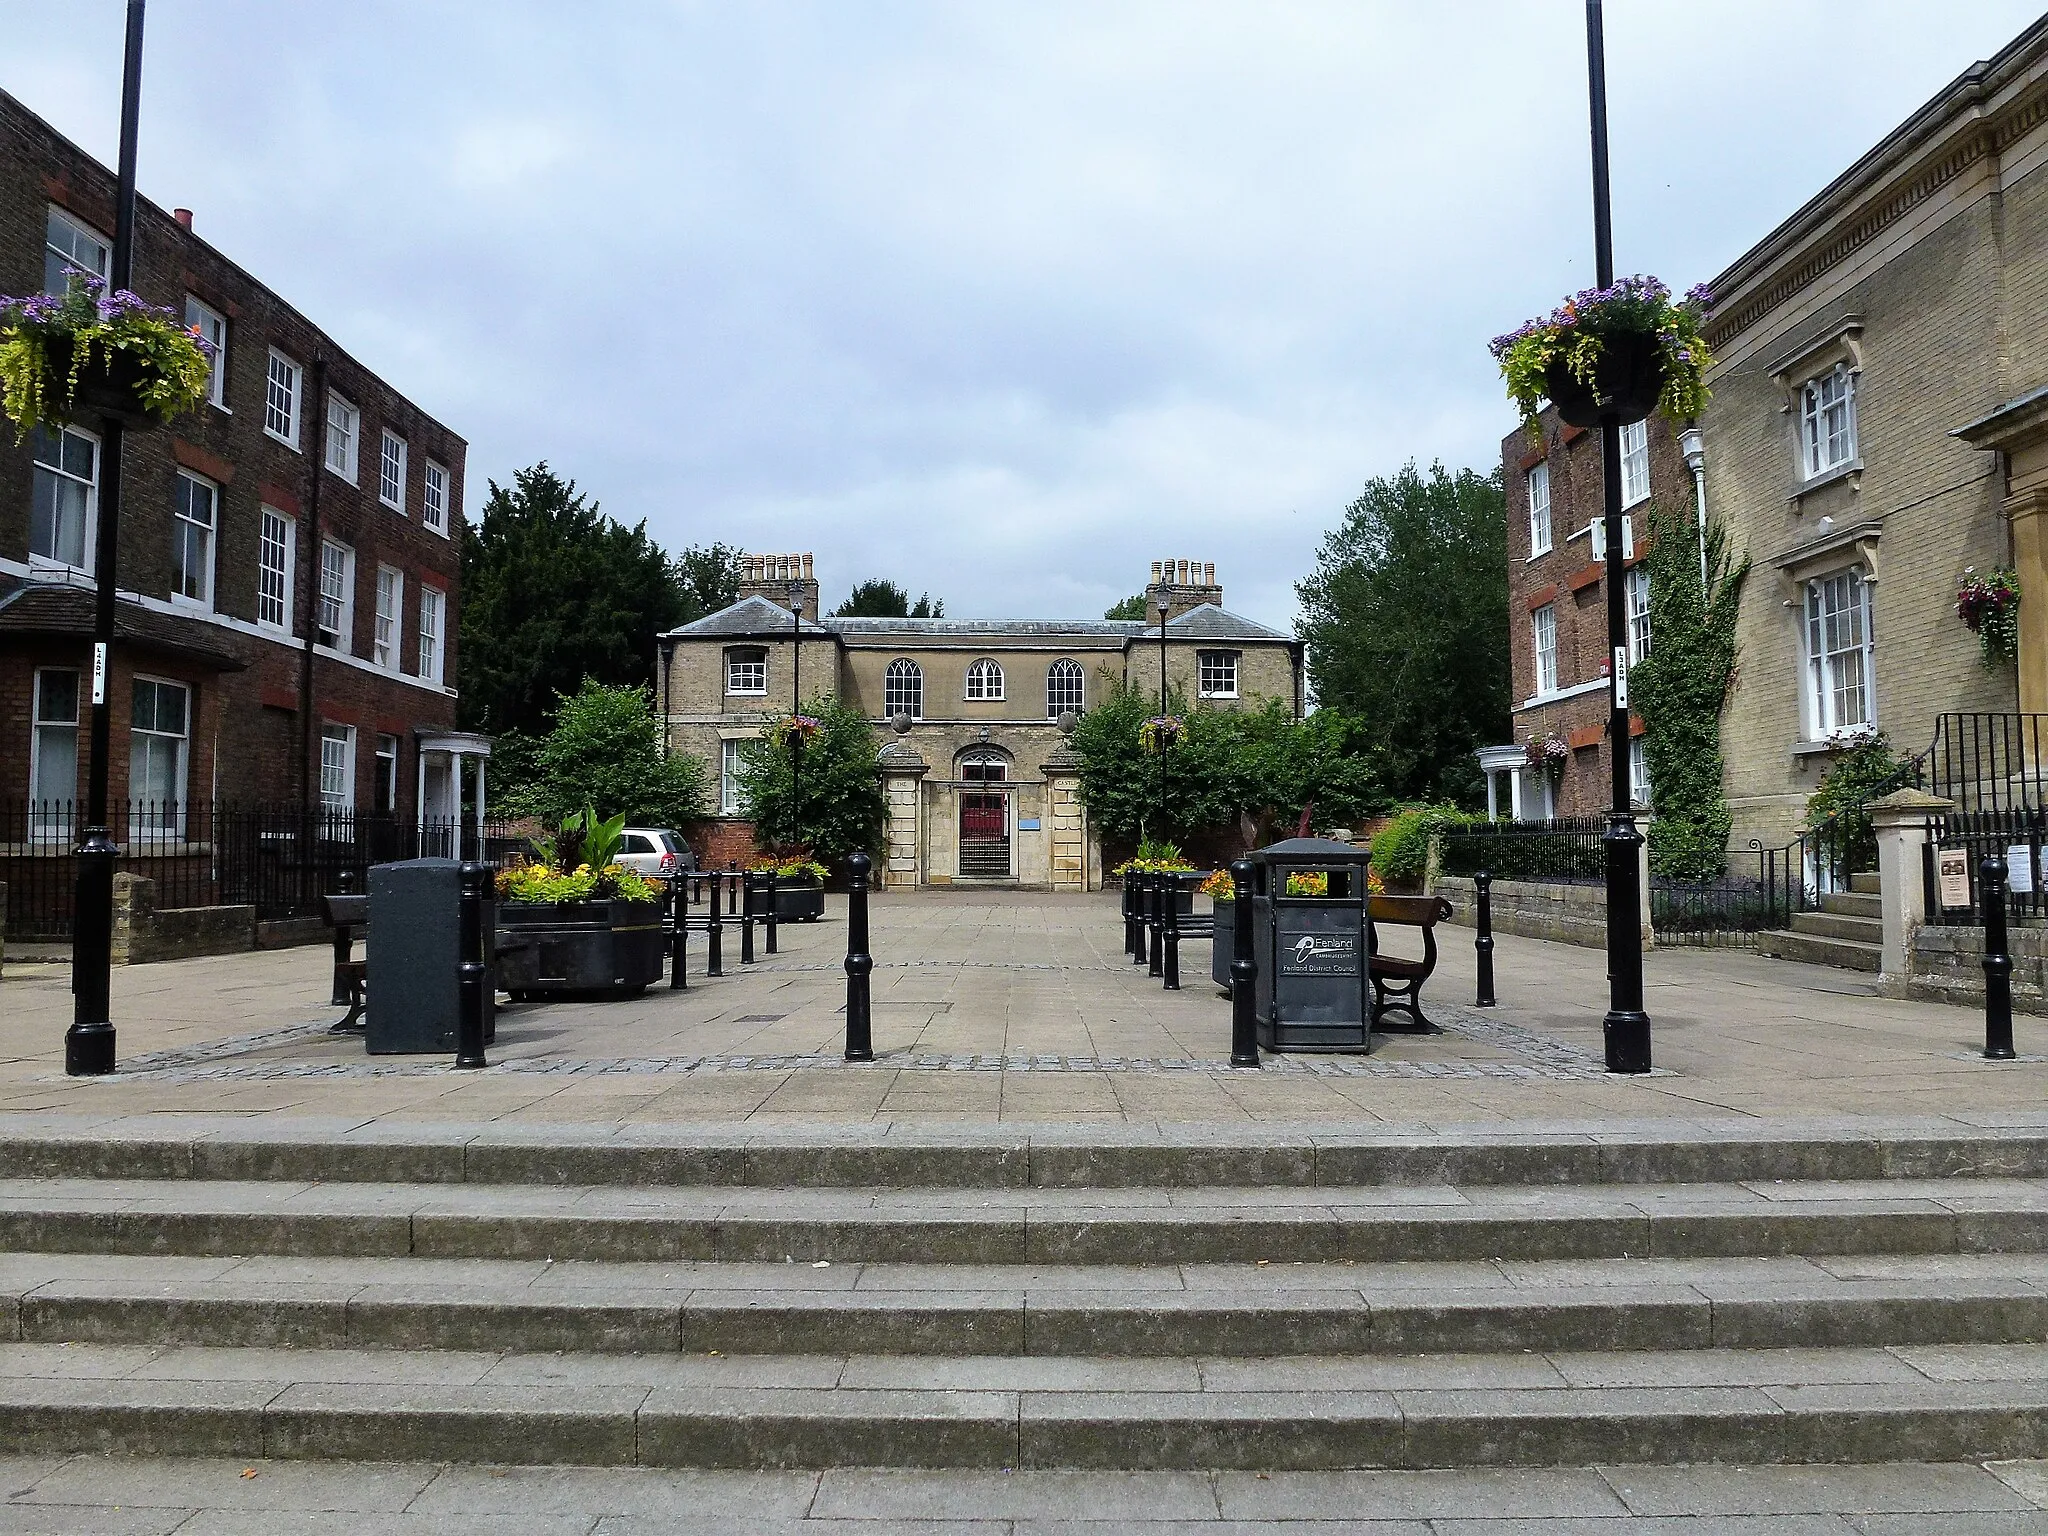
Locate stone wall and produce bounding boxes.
[1906,924,2048,1014]
[109,873,256,965]
[1436,874,1651,952]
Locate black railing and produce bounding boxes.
[1927,808,2048,927]
[1923,713,2048,813]
[1437,817,1606,884]
[0,800,511,941]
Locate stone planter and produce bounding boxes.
[496,898,665,998]
[1543,329,1663,429]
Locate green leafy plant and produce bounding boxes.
[1803,729,1905,875]
[750,857,829,882]
[1489,277,1713,441]
[495,804,660,906]
[0,275,213,439]
[1958,566,2021,668]
[556,805,627,873]
[1371,804,1467,887]
[735,693,887,869]
[507,679,707,828]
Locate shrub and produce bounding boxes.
[1803,730,1905,873]
[510,680,706,829]
[736,693,887,869]
[1372,804,1465,886]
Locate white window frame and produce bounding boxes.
[129,676,191,832]
[374,564,404,671]
[171,469,217,609]
[29,667,81,836]
[44,206,109,295]
[265,349,301,447]
[1626,566,1651,664]
[379,429,407,513]
[422,459,450,536]
[1802,362,1859,480]
[721,739,744,815]
[1198,650,1239,699]
[29,423,99,575]
[319,723,357,812]
[725,647,768,696]
[1804,567,1875,738]
[324,393,359,482]
[1046,658,1085,718]
[257,507,295,632]
[374,733,400,813]
[418,585,446,684]
[1620,419,1651,508]
[1528,461,1552,557]
[884,658,924,720]
[185,296,228,410]
[318,538,356,653]
[965,658,1004,701]
[1629,736,1651,809]
[1532,604,1558,695]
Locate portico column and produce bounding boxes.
[1039,742,1089,893]
[2006,487,2048,714]
[415,749,427,845]
[474,757,487,855]
[877,742,929,891]
[1869,787,1955,996]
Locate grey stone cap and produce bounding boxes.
[666,600,1289,645]
[663,594,835,639]
[877,742,930,773]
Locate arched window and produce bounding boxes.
[965,658,1004,701]
[1046,658,1085,717]
[884,657,923,720]
[960,749,1008,783]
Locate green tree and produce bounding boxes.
[510,680,707,829]
[833,579,944,618]
[1296,460,1510,807]
[736,694,888,867]
[458,463,689,737]
[1236,701,1389,843]
[1103,594,1149,620]
[1629,499,1752,881]
[675,542,747,619]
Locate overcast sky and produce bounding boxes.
[4,3,2042,628]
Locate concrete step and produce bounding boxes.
[9,1340,2048,1468]
[1757,929,1884,973]
[11,1118,2048,1188]
[1787,909,1885,944]
[10,1251,2048,1359]
[1851,872,1882,896]
[7,1177,2048,1265]
[1821,890,1883,919]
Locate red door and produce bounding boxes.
[961,795,1005,839]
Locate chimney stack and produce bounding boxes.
[736,553,821,621]
[1142,558,1224,621]
[173,208,193,231]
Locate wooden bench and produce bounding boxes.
[1368,894,1454,1034]
[320,891,370,1034]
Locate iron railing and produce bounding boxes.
[1437,817,1606,884]
[1925,807,2048,927]
[0,800,510,941]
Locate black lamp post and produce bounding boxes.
[787,581,804,849]
[67,0,148,1078]
[1156,597,1171,838]
[1584,0,1651,1074]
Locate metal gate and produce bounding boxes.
[958,752,1011,878]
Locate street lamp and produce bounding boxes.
[1156,597,1171,839]
[68,0,148,1078]
[1678,424,1709,590]
[787,581,804,849]
[1584,0,1651,1074]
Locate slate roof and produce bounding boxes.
[664,597,1290,644]
[664,594,834,639]
[0,579,247,670]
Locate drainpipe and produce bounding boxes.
[297,357,329,817]
[1679,423,1708,591]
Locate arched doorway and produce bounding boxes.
[958,749,1010,878]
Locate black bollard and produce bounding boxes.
[765,870,779,956]
[727,863,739,915]
[330,867,357,1006]
[1229,858,1259,1067]
[1984,855,2016,1061]
[1163,872,1182,990]
[1131,871,1148,966]
[1124,877,1141,958]
[669,874,689,990]
[454,862,489,1070]
[706,873,724,977]
[1475,869,1497,1008]
[1148,872,1165,978]
[845,850,874,1062]
[740,870,757,965]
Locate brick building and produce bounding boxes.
[660,556,1303,889]
[0,89,473,841]
[1484,410,1683,821]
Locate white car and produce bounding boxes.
[614,828,695,878]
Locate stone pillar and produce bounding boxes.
[1040,743,1089,893]
[2008,488,2048,714]
[877,742,928,892]
[110,872,153,966]
[1869,787,1955,995]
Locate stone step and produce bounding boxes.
[1787,909,1885,943]
[1757,929,1884,973]
[11,1118,2048,1188]
[1821,890,1883,919]
[10,1251,2048,1359]
[8,1340,2048,1469]
[1851,872,1882,895]
[6,1177,2048,1265]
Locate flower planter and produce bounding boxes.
[1211,900,1234,989]
[1543,329,1664,430]
[750,876,826,923]
[43,334,156,427]
[495,898,665,998]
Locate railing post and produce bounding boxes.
[1163,872,1181,990]
[1475,869,1496,1008]
[764,870,779,955]
[844,850,874,1062]
[1983,854,2016,1061]
[740,869,757,964]
[668,873,688,990]
[1148,872,1165,978]
[706,873,724,977]
[1229,858,1259,1067]
[454,861,489,1070]
[330,866,356,1006]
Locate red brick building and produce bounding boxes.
[1484,407,1692,820]
[0,89,470,837]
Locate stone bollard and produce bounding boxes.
[1983,855,2016,1061]
[669,874,689,990]
[1163,872,1182,991]
[706,873,724,977]
[454,862,489,1070]
[764,870,779,956]
[1229,858,1259,1068]
[330,867,358,1006]
[1475,870,1496,1008]
[845,851,874,1062]
[740,870,757,965]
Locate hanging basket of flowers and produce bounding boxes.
[1138,714,1183,753]
[0,276,213,439]
[1957,566,2022,668]
[1524,732,1570,770]
[1491,276,1713,439]
[768,713,823,750]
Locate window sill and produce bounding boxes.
[1622,491,1650,511]
[1790,460,1862,504]
[1791,737,1872,758]
[1199,693,1239,701]
[424,523,450,540]
[1527,548,1552,563]
[169,594,214,615]
[380,499,405,515]
[209,402,231,416]
[325,468,359,487]
[263,429,299,451]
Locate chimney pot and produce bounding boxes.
[173,208,193,230]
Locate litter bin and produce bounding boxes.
[1248,837,1374,1053]
[366,858,496,1055]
